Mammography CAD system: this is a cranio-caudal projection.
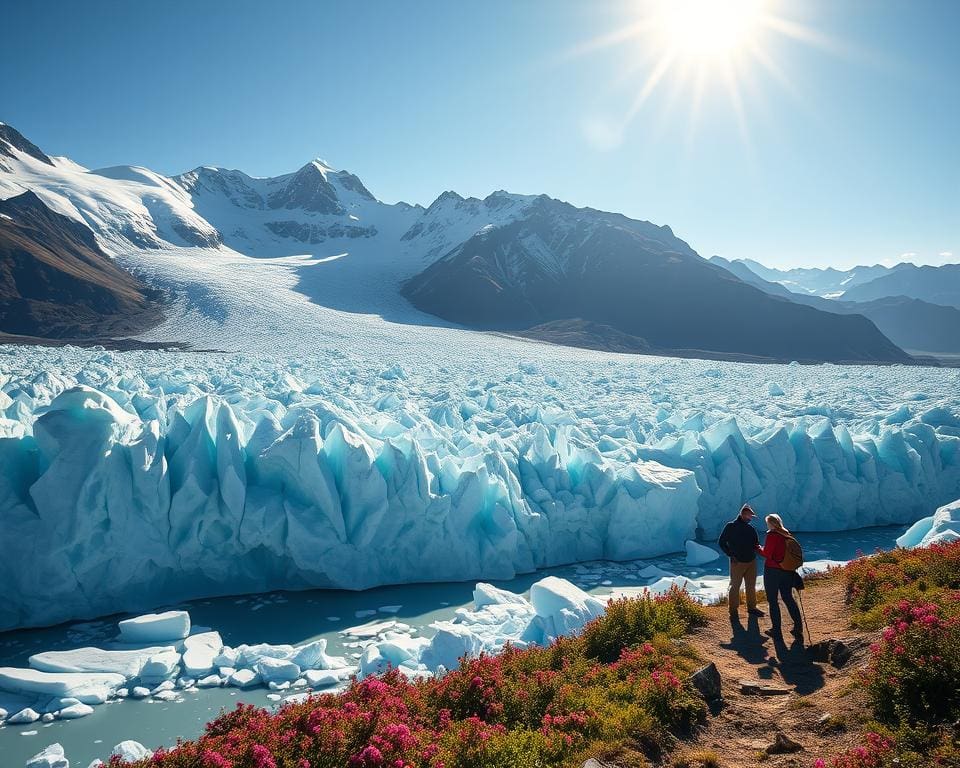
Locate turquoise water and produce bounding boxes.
[0,525,904,768]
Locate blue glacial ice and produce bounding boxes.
[0,344,959,630]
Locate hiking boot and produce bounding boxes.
[747,608,765,617]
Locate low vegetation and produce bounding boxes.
[819,540,960,767]
[117,588,708,768]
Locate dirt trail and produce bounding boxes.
[675,577,875,767]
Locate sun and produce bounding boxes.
[654,0,766,58]
[569,0,830,150]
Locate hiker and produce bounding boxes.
[718,504,764,618]
[756,513,804,639]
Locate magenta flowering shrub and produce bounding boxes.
[819,542,960,768]
[864,597,960,726]
[113,590,707,768]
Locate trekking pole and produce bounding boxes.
[796,588,813,643]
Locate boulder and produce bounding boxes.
[689,662,722,701]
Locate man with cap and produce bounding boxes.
[718,504,764,618]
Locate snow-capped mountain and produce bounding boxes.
[402,198,911,363]
[0,122,914,363]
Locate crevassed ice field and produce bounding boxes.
[3,238,959,632]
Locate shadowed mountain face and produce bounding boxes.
[840,264,960,308]
[0,191,162,338]
[711,255,960,356]
[403,201,912,364]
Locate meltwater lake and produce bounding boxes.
[1,526,904,768]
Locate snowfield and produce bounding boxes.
[1,336,959,631]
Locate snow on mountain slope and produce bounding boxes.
[0,124,220,251]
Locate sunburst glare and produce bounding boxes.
[575,0,834,149]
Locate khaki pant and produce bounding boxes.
[728,558,757,611]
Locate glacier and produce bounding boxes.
[1,343,959,630]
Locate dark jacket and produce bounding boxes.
[718,517,759,563]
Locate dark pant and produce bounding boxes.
[763,567,802,631]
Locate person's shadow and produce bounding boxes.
[721,613,770,667]
[769,632,825,695]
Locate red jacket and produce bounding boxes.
[757,531,788,569]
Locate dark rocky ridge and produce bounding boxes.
[0,191,163,339]
[403,200,913,364]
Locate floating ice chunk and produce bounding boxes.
[257,658,300,683]
[212,647,239,668]
[0,669,123,705]
[355,609,377,619]
[767,382,785,396]
[343,620,397,638]
[378,605,402,614]
[181,632,222,676]
[473,583,528,609]
[227,669,259,688]
[685,541,720,566]
[358,645,388,678]
[28,647,172,679]
[25,743,69,768]
[118,611,190,643]
[266,693,281,702]
[57,702,94,719]
[421,623,483,672]
[130,686,150,698]
[140,650,181,681]
[523,577,606,644]
[151,680,175,695]
[798,560,847,576]
[9,708,41,724]
[638,564,672,579]
[290,639,346,670]
[304,668,352,688]
[152,689,179,701]
[374,634,430,668]
[111,741,152,762]
[196,675,222,688]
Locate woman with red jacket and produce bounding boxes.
[756,513,803,639]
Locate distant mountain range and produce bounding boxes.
[725,257,960,309]
[710,256,960,356]
[0,120,955,363]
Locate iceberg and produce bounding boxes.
[25,744,69,768]
[685,540,720,566]
[117,612,190,644]
[896,498,960,548]
[0,669,124,705]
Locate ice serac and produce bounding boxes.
[0,350,959,630]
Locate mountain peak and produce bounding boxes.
[0,123,54,167]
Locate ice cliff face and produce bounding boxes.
[1,345,958,631]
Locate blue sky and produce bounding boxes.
[3,0,957,269]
